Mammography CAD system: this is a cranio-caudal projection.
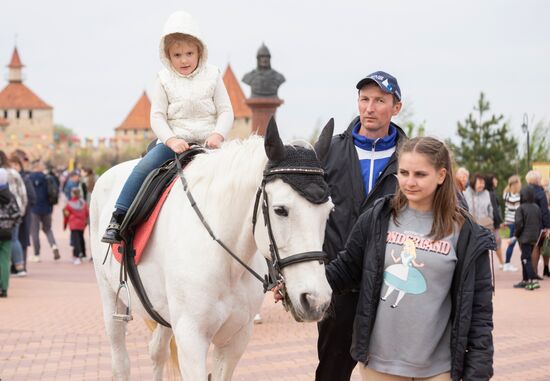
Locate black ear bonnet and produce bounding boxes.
[264,145,329,204]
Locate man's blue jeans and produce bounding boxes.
[115,143,175,212]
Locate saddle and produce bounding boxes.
[119,146,204,243]
[110,146,204,326]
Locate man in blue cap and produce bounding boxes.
[316,71,407,380]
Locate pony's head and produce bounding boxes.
[253,117,334,322]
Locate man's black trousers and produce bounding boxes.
[315,291,359,381]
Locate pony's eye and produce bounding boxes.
[274,206,289,217]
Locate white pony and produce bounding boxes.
[90,120,334,380]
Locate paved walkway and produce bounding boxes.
[1,207,550,380]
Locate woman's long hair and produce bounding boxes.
[503,175,521,195]
[391,137,466,240]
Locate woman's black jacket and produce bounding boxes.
[326,197,495,381]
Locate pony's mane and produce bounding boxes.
[184,136,268,205]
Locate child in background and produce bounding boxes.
[101,10,234,243]
[0,168,22,297]
[63,188,89,265]
[514,186,542,290]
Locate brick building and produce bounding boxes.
[0,47,54,152]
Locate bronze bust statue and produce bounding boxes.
[242,44,285,98]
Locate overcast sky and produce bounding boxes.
[2,0,548,144]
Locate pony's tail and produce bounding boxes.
[143,319,180,380]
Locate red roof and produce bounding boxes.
[223,65,251,119]
[0,82,52,109]
[0,117,9,127]
[116,91,151,131]
[8,47,23,69]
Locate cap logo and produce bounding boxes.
[371,74,385,81]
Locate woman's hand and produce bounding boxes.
[271,283,284,303]
[205,133,224,149]
[166,137,189,154]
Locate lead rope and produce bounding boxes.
[174,154,273,292]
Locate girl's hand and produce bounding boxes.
[166,137,189,154]
[205,133,224,149]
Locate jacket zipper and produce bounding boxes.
[368,139,379,193]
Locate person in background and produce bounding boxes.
[63,188,89,265]
[513,186,542,290]
[63,171,81,202]
[29,160,60,262]
[80,167,96,203]
[455,167,469,193]
[485,174,505,269]
[0,151,27,277]
[525,170,550,278]
[0,168,22,298]
[9,152,36,271]
[502,175,521,272]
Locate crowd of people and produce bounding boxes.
[455,167,550,291]
[0,148,96,297]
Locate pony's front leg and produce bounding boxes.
[211,322,253,381]
[173,317,211,380]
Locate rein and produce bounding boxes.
[175,154,328,300]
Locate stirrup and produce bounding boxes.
[112,281,133,322]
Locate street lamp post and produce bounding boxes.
[521,113,530,171]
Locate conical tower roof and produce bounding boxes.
[223,64,251,119]
[8,47,23,69]
[116,91,151,131]
[0,46,51,109]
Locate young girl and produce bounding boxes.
[102,11,234,243]
[324,137,494,381]
[64,188,89,264]
[502,175,521,271]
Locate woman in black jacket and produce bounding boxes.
[513,186,542,290]
[325,137,494,381]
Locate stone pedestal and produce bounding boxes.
[245,97,284,136]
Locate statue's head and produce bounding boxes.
[256,43,271,70]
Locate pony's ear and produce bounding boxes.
[264,116,286,162]
[314,118,334,163]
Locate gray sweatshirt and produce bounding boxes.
[367,207,459,378]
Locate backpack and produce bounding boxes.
[46,175,59,205]
[0,194,22,235]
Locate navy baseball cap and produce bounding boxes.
[356,71,401,101]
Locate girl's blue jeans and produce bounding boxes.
[115,143,175,212]
[505,223,516,263]
[10,223,24,268]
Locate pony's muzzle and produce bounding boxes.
[299,292,331,320]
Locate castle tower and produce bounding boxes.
[0,46,54,152]
[223,64,252,140]
[114,91,154,150]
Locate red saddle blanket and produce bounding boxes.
[112,178,178,265]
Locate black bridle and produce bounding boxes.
[175,156,328,308]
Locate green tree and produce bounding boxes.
[53,124,76,143]
[529,119,550,163]
[447,92,519,186]
[394,101,425,137]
